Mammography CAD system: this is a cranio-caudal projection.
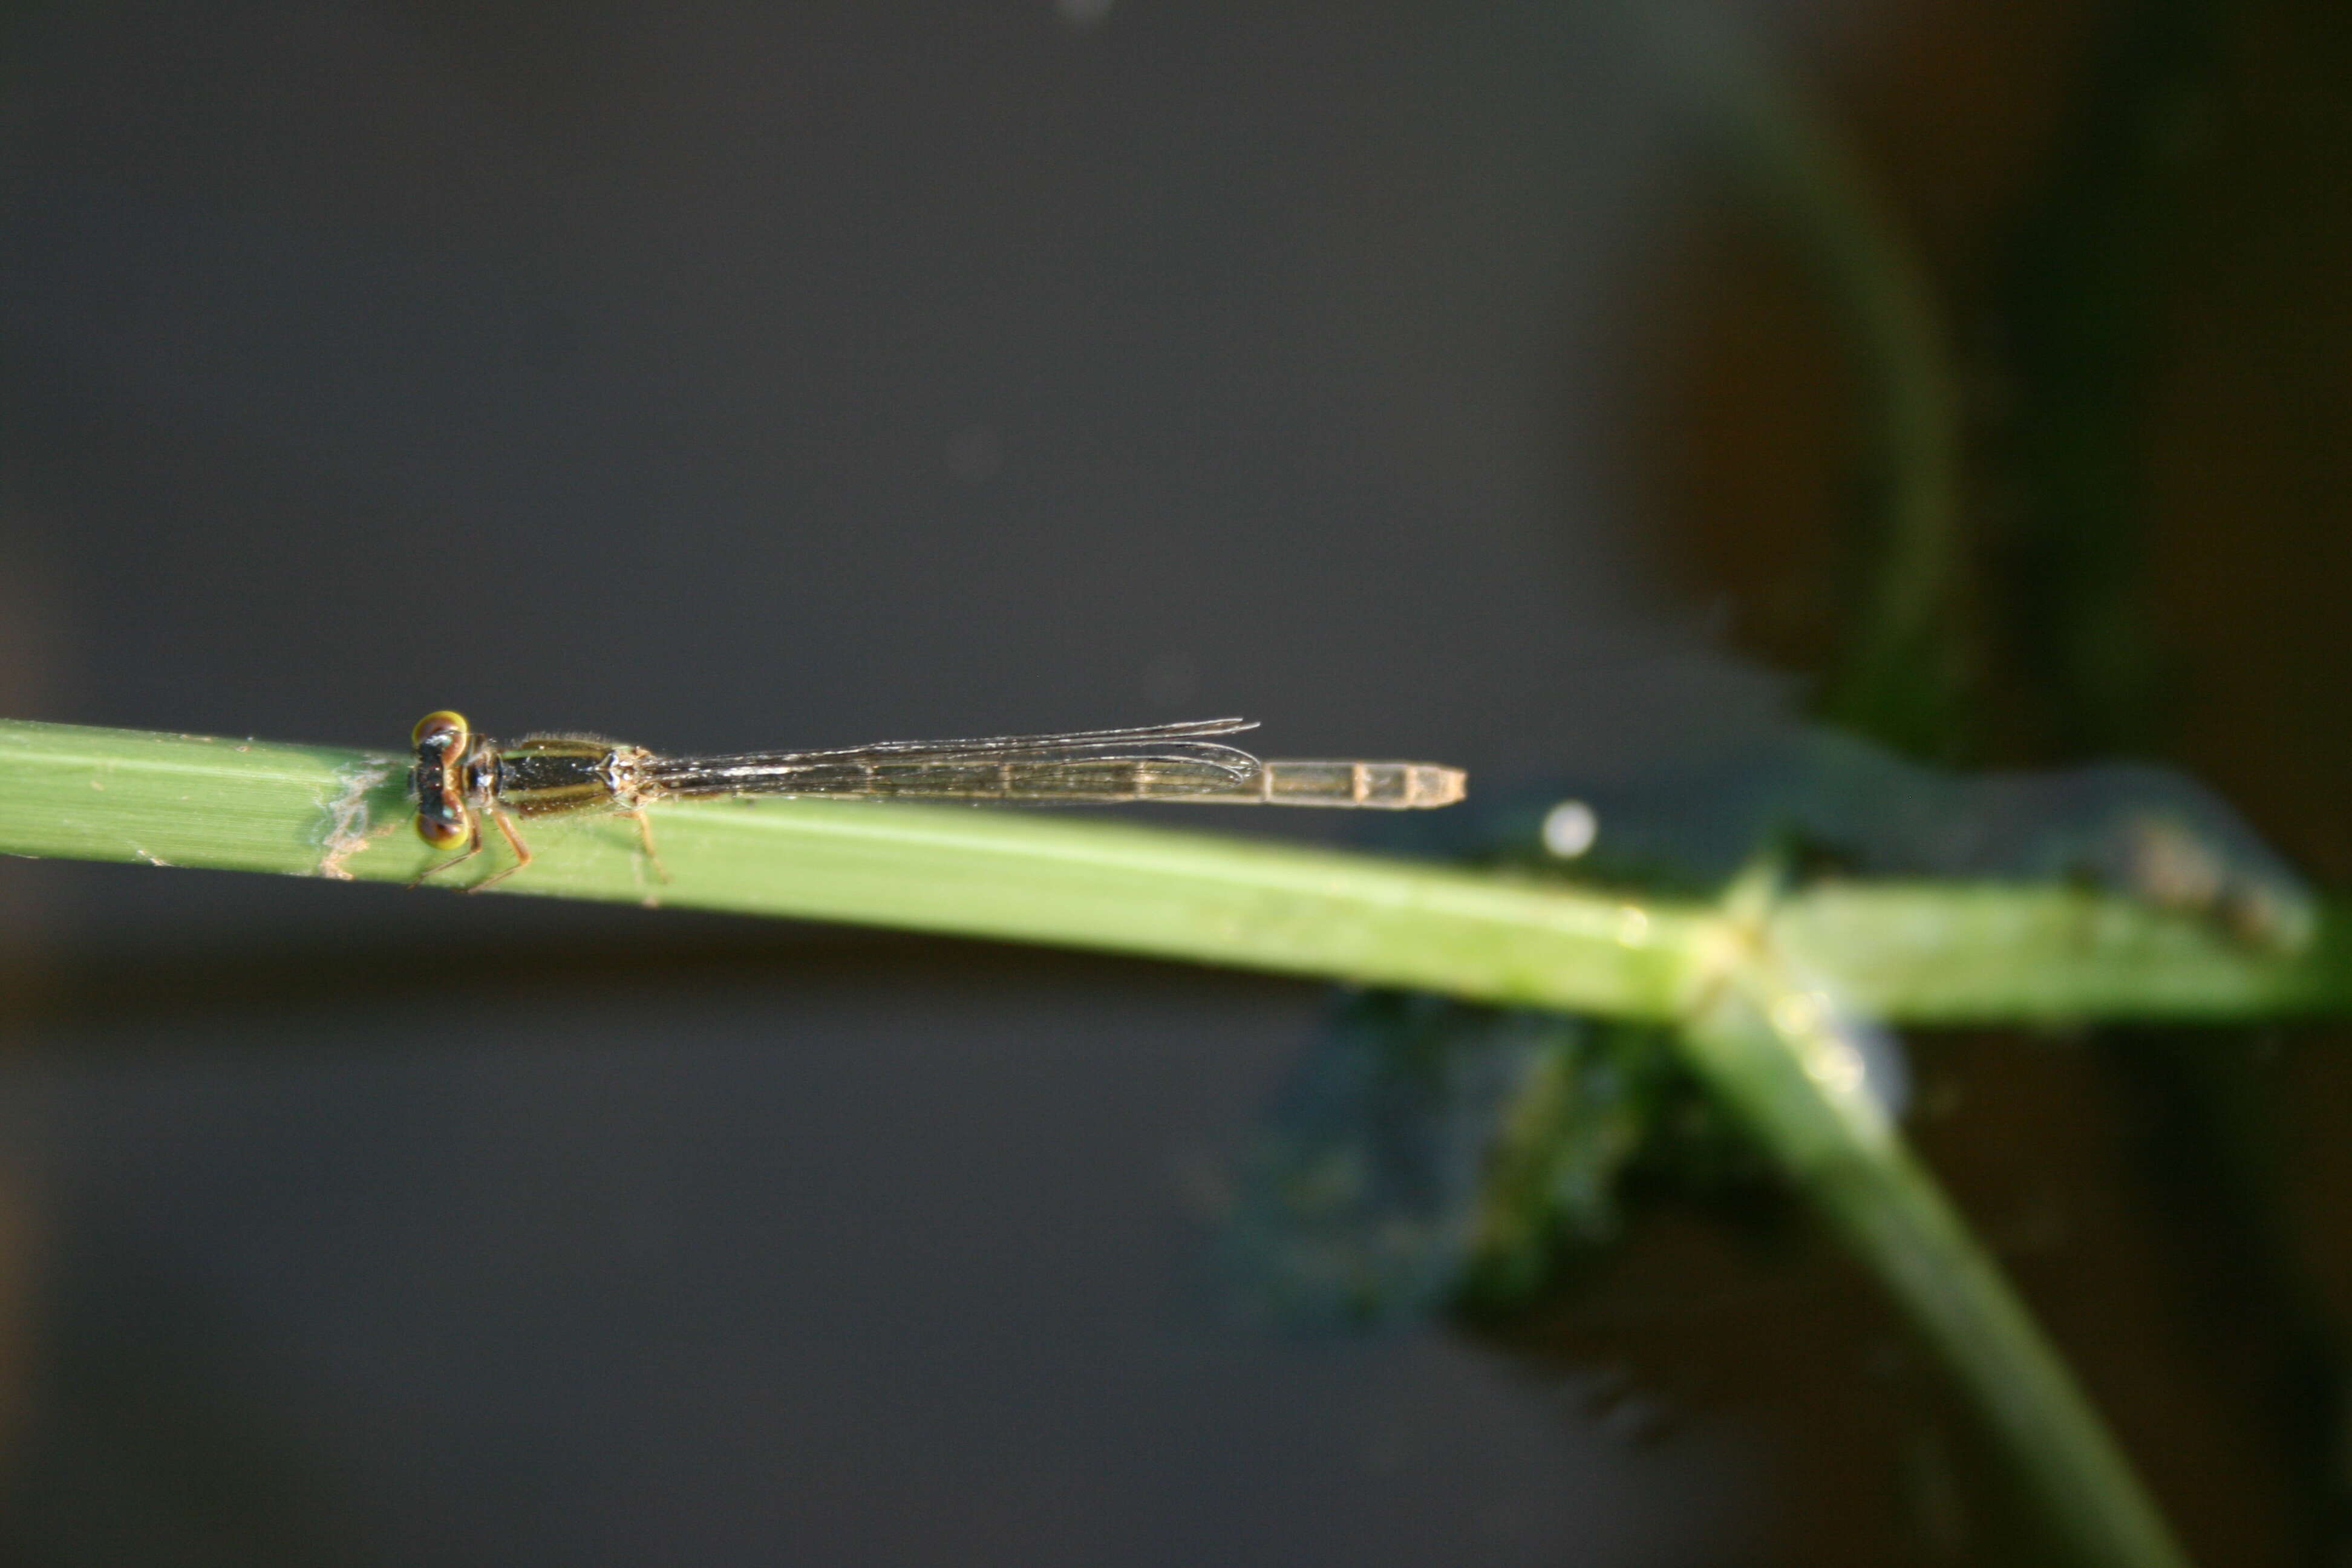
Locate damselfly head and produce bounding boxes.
[410,710,477,848]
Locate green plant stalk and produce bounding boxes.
[1565,13,2206,1561]
[1727,60,1967,752]
[1631,4,1971,756]
[0,719,1700,1013]
[1681,949,2190,1568]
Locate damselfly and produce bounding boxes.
[408,710,1467,887]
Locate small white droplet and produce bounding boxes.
[1541,799,1597,858]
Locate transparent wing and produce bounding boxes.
[636,717,1466,809]
[691,716,1259,763]
[639,718,1264,802]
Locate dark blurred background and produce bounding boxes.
[0,1,2345,1563]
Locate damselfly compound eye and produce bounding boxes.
[412,710,469,746]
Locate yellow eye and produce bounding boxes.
[412,710,469,747]
[415,814,468,849]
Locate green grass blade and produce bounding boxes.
[0,718,1697,1016]
[1682,966,2192,1568]
[0,719,2344,1025]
